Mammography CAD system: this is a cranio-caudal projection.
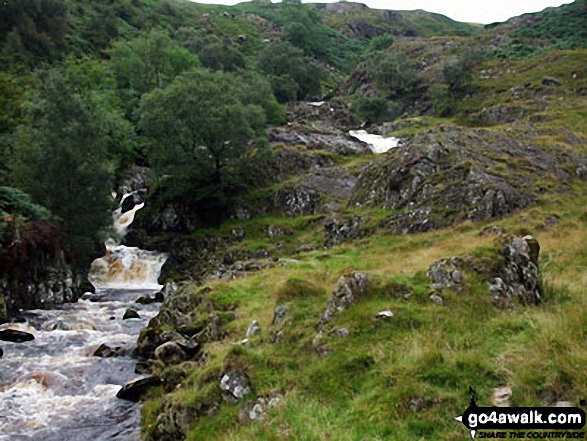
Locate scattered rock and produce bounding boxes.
[430,294,444,305]
[334,328,350,338]
[427,257,465,297]
[117,375,162,402]
[323,216,363,248]
[246,320,261,337]
[239,394,283,423]
[489,235,542,308]
[123,309,141,320]
[479,225,508,236]
[272,305,290,326]
[135,295,155,305]
[93,343,124,358]
[542,76,563,86]
[0,329,35,343]
[376,310,393,319]
[155,341,188,365]
[492,387,512,407]
[318,273,369,329]
[220,372,251,402]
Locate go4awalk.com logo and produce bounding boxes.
[455,388,586,439]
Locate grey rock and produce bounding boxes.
[246,320,261,337]
[334,328,350,338]
[318,273,369,329]
[117,375,162,402]
[272,305,290,326]
[542,76,563,86]
[430,294,444,305]
[323,216,363,248]
[220,372,251,402]
[123,308,140,320]
[155,341,188,365]
[93,343,124,358]
[376,310,393,319]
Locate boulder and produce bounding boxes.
[0,329,35,343]
[93,343,124,358]
[123,308,141,320]
[155,341,188,365]
[246,320,261,337]
[117,375,162,402]
[220,371,251,402]
[318,273,369,329]
[272,305,290,326]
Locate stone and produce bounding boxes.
[93,343,124,358]
[220,372,251,402]
[323,216,363,248]
[272,305,290,326]
[542,76,563,86]
[318,273,369,329]
[135,295,154,305]
[334,328,350,338]
[155,341,188,365]
[246,320,261,337]
[0,329,35,343]
[154,291,165,303]
[492,387,512,407]
[123,309,141,320]
[430,294,444,305]
[0,347,3,357]
[376,310,393,319]
[117,375,162,402]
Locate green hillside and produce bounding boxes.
[0,1,586,440]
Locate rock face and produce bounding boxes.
[489,235,542,308]
[318,273,369,329]
[352,126,572,234]
[323,216,363,248]
[427,234,542,308]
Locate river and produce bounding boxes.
[0,194,166,440]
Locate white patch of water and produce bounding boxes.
[349,130,400,154]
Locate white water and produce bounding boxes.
[349,130,400,154]
[0,194,167,440]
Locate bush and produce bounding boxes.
[352,97,402,124]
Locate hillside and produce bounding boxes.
[0,1,586,440]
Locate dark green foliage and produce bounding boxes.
[175,28,246,72]
[0,186,49,221]
[514,0,587,48]
[10,70,115,264]
[368,34,395,52]
[370,51,418,98]
[352,97,402,124]
[257,41,324,101]
[108,30,200,98]
[442,48,488,93]
[138,69,269,219]
[0,0,68,63]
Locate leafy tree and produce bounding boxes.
[257,41,323,101]
[10,70,116,264]
[370,51,417,98]
[175,29,246,72]
[352,97,402,124]
[108,30,200,99]
[138,69,269,216]
[442,48,487,94]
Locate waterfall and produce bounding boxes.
[88,193,167,290]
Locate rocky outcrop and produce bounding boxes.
[323,216,364,248]
[318,273,369,329]
[352,126,572,234]
[427,234,542,309]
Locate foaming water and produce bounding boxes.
[0,289,161,440]
[1,194,167,440]
[89,193,167,290]
[349,129,400,154]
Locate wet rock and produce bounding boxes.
[220,372,251,402]
[135,295,155,305]
[318,273,369,329]
[117,375,162,402]
[246,320,261,337]
[0,329,35,343]
[155,341,188,365]
[272,305,290,326]
[93,343,124,358]
[0,347,3,357]
[492,387,512,407]
[123,308,140,320]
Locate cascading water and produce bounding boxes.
[0,194,167,441]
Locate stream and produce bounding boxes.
[0,195,166,440]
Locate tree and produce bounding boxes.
[257,41,323,101]
[10,70,116,264]
[175,28,246,72]
[370,51,417,98]
[108,30,200,98]
[138,69,269,215]
[442,48,487,94]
